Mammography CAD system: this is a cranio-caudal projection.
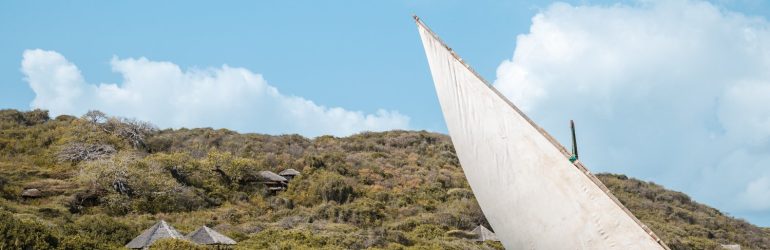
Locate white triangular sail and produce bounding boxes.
[415,17,669,249]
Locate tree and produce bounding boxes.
[94,117,158,149]
[21,109,49,125]
[81,110,107,124]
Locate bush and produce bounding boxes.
[22,109,50,126]
[408,224,446,242]
[307,171,356,205]
[311,198,385,227]
[57,143,116,163]
[58,234,103,250]
[0,211,59,249]
[133,186,208,214]
[446,229,477,239]
[63,214,136,247]
[238,228,347,250]
[0,109,50,126]
[0,175,11,199]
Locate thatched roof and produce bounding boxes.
[470,225,498,242]
[21,188,42,198]
[258,171,287,182]
[186,226,236,245]
[278,168,300,176]
[125,220,185,249]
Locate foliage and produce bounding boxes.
[0,210,59,249]
[0,109,768,249]
[56,142,116,163]
[62,214,137,248]
[305,171,357,205]
[599,174,770,249]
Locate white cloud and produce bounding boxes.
[21,49,410,137]
[494,0,770,225]
[22,50,87,115]
[741,176,770,211]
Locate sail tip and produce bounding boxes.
[412,15,420,22]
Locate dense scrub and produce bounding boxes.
[600,174,770,249]
[0,109,767,249]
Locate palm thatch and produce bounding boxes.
[278,168,300,177]
[279,168,300,181]
[21,188,42,198]
[258,171,287,183]
[470,225,498,242]
[125,220,185,249]
[186,226,236,245]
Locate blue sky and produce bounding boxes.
[2,0,547,133]
[4,1,770,226]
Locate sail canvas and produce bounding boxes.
[415,17,668,249]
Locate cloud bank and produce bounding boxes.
[21,50,409,137]
[494,0,770,224]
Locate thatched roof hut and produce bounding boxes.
[257,171,288,193]
[258,171,287,183]
[278,168,300,180]
[21,188,42,198]
[125,220,185,249]
[186,226,236,246]
[470,225,498,242]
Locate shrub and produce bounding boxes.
[238,228,347,250]
[308,171,356,205]
[446,229,476,239]
[57,142,116,163]
[0,211,59,249]
[64,214,136,247]
[408,224,446,242]
[22,109,50,126]
[0,109,51,126]
[0,175,11,199]
[58,234,103,250]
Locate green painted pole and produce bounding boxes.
[570,120,578,161]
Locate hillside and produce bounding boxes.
[0,109,768,249]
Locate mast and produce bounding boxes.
[414,15,670,249]
[571,120,578,161]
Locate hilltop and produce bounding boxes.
[0,109,768,249]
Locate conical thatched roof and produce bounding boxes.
[186,226,237,245]
[125,220,185,249]
[278,168,300,176]
[470,225,498,242]
[258,171,287,182]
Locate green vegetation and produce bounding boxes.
[0,109,767,249]
[600,174,770,249]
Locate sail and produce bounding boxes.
[415,17,669,249]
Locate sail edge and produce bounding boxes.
[413,16,670,249]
